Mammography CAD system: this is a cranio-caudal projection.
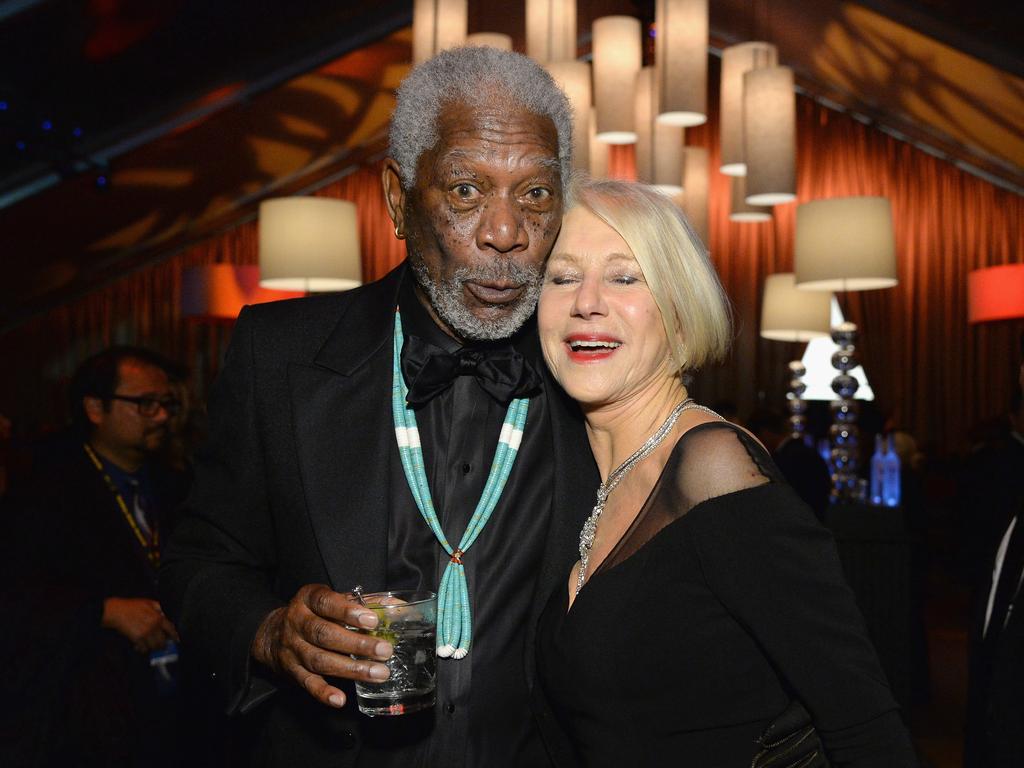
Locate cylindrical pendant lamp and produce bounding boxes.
[681,146,709,244]
[794,197,898,291]
[589,107,609,180]
[729,175,772,222]
[655,0,708,127]
[259,197,362,291]
[465,32,512,51]
[526,0,577,63]
[547,60,591,173]
[635,67,683,194]
[968,264,1024,323]
[720,41,777,176]
[593,16,641,144]
[744,66,796,205]
[412,0,468,65]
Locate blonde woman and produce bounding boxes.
[534,178,917,767]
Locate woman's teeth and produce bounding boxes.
[569,340,622,352]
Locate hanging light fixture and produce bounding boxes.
[794,197,898,291]
[412,0,468,65]
[655,0,708,127]
[465,32,512,50]
[967,264,1024,323]
[259,197,363,292]
[720,41,777,176]
[744,65,796,205]
[729,176,772,222]
[681,146,709,244]
[760,273,832,342]
[181,265,304,322]
[593,16,641,144]
[526,0,576,63]
[589,106,609,180]
[635,67,684,194]
[546,61,591,173]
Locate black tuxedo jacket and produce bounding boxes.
[161,264,597,767]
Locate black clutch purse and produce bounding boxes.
[751,700,830,768]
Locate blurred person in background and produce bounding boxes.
[746,406,831,521]
[963,336,1024,767]
[0,346,192,767]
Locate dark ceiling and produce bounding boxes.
[0,0,1020,333]
[0,0,412,206]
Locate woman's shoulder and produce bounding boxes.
[662,419,782,510]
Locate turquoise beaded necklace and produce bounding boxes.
[391,311,530,659]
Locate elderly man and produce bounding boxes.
[161,47,597,767]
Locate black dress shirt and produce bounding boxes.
[357,275,553,768]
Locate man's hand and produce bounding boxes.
[251,584,393,709]
[102,597,179,652]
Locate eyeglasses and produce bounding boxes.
[109,394,182,417]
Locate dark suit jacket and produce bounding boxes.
[160,265,597,767]
[962,434,1024,768]
[965,515,1024,768]
[0,439,187,767]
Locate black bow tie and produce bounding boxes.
[400,334,542,407]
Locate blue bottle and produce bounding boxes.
[883,434,902,507]
[869,435,885,506]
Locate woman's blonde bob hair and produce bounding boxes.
[566,176,732,375]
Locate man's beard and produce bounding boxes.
[411,259,544,341]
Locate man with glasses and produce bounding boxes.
[1,346,192,767]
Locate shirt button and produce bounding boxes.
[446,702,456,714]
[461,463,472,475]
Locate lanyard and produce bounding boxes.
[83,443,160,568]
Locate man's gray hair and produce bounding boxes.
[389,46,573,191]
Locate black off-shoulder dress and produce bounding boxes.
[536,422,918,767]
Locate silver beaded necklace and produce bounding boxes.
[575,397,721,597]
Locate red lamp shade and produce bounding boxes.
[181,264,302,321]
[968,264,1024,323]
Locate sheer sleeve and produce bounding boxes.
[596,422,774,574]
[674,425,917,766]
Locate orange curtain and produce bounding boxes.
[0,103,1021,455]
[692,97,1024,455]
[0,165,405,430]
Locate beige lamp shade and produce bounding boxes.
[259,197,362,291]
[655,0,708,127]
[720,41,777,176]
[681,146,709,244]
[465,32,512,50]
[760,273,832,341]
[729,175,772,222]
[593,16,641,144]
[412,0,467,64]
[588,106,609,179]
[635,67,684,193]
[526,0,576,63]
[744,65,796,205]
[181,265,303,321]
[794,197,898,291]
[546,60,591,172]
